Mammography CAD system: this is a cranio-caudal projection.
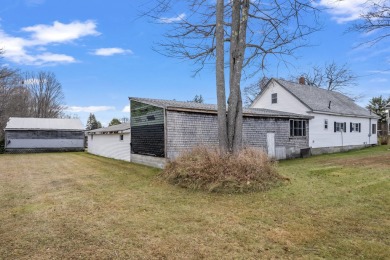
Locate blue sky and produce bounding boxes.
[0,0,389,127]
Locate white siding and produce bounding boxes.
[88,133,131,161]
[252,80,378,148]
[251,81,309,114]
[309,113,378,148]
[7,139,83,148]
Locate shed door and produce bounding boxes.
[267,133,275,158]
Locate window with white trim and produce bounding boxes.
[372,124,377,134]
[271,93,277,104]
[324,119,328,130]
[290,120,306,137]
[119,134,124,141]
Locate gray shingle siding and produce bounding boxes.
[166,111,219,159]
[166,110,309,159]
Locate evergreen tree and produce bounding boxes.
[190,95,204,103]
[86,113,101,130]
[109,118,121,126]
[366,96,390,123]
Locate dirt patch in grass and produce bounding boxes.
[0,149,389,259]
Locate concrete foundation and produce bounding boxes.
[131,154,166,169]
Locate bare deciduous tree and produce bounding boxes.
[25,71,65,118]
[349,0,390,46]
[145,0,319,153]
[243,76,269,107]
[0,67,31,140]
[300,61,357,91]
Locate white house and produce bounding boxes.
[250,78,379,154]
[4,117,85,153]
[87,123,131,161]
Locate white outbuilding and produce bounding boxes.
[87,123,131,161]
[4,117,85,153]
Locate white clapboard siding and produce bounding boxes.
[88,133,130,161]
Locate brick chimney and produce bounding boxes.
[299,76,305,85]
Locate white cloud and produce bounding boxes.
[22,20,99,44]
[122,105,130,113]
[370,77,388,83]
[92,47,133,56]
[315,0,382,23]
[159,13,186,23]
[0,20,99,65]
[65,106,115,113]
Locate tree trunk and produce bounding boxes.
[216,0,228,153]
[227,0,249,153]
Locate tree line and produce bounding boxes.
[0,52,65,141]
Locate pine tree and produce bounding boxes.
[86,113,100,130]
[109,118,121,126]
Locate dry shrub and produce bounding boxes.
[159,146,289,193]
[379,136,389,145]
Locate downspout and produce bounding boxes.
[164,108,168,160]
[368,117,372,145]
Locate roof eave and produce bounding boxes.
[310,110,380,119]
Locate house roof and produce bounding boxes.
[255,78,379,119]
[87,123,130,134]
[129,97,312,119]
[5,117,84,131]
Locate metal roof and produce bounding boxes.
[5,117,84,131]
[87,123,130,134]
[129,97,312,119]
[253,78,379,119]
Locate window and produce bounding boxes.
[350,123,361,132]
[271,93,277,104]
[372,124,377,134]
[334,122,346,132]
[119,134,124,141]
[324,119,328,130]
[290,120,306,137]
[91,135,93,141]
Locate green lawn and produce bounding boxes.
[0,146,389,259]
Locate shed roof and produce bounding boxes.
[255,78,378,118]
[5,117,84,131]
[87,123,130,134]
[129,97,312,119]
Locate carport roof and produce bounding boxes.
[87,123,130,134]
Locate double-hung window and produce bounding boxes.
[290,120,306,137]
[334,122,346,132]
[271,93,277,104]
[350,123,361,132]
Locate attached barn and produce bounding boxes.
[4,117,85,153]
[129,97,312,168]
[87,123,131,161]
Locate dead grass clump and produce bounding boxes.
[159,147,288,193]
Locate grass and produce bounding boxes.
[0,146,389,259]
